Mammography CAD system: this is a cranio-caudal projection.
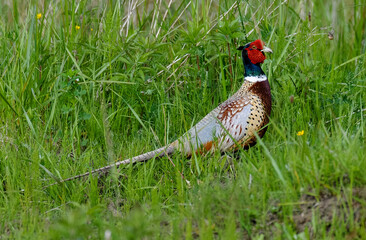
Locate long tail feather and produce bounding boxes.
[45,145,175,188]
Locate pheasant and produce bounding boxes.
[48,39,272,186]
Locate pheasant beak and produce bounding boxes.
[261,46,273,53]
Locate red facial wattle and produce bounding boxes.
[245,39,266,64]
[247,49,266,64]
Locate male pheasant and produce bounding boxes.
[49,39,272,186]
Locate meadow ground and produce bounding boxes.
[0,0,365,239]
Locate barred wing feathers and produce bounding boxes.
[173,96,252,154]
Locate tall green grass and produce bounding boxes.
[0,0,365,238]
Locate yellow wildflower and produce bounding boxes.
[75,25,80,30]
[297,130,304,136]
[37,13,42,19]
[91,28,93,31]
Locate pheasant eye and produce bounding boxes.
[251,45,257,50]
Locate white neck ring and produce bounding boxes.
[244,75,267,83]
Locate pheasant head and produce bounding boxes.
[237,39,272,78]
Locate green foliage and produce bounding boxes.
[0,0,365,239]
